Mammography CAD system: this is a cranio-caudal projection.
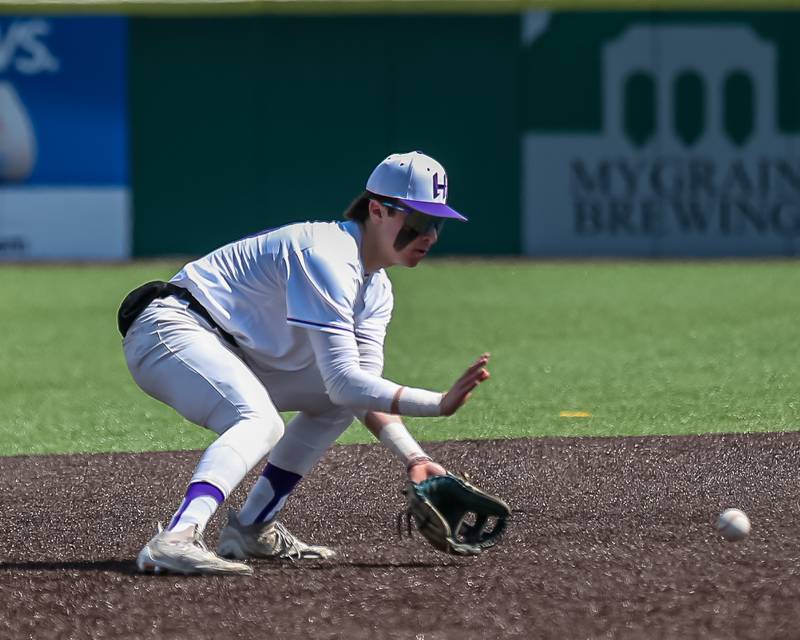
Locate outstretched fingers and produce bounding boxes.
[440,353,492,416]
[466,353,490,373]
[459,353,490,383]
[462,354,491,386]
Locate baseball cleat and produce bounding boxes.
[217,508,336,560]
[136,523,253,576]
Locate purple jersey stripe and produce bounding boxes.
[287,317,355,333]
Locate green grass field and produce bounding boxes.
[0,259,797,456]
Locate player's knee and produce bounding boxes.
[239,402,283,442]
[246,411,284,451]
[228,415,284,470]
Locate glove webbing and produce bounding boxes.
[398,473,511,555]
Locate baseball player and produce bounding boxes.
[119,151,490,575]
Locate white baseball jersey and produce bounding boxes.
[170,220,393,374]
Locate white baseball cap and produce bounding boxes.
[366,151,467,221]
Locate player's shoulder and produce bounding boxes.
[281,219,356,241]
[304,221,364,275]
[275,220,357,258]
[278,221,364,304]
[260,218,351,242]
[370,268,393,294]
[310,219,361,252]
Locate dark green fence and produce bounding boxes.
[130,15,520,256]
[130,11,800,257]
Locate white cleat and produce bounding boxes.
[217,508,336,560]
[136,523,253,576]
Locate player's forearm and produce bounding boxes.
[308,330,443,416]
[362,411,431,469]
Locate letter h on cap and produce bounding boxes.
[433,172,448,200]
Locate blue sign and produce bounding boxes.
[0,16,127,186]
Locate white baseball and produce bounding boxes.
[717,508,751,541]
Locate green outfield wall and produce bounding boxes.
[129,15,519,256]
[126,10,800,257]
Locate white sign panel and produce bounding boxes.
[523,24,800,257]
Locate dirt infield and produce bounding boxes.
[2,432,800,639]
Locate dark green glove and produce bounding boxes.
[401,473,511,555]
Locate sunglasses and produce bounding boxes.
[381,201,446,236]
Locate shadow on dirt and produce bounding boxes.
[0,560,137,574]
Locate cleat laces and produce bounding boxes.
[270,521,304,559]
[191,528,210,552]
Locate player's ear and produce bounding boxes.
[367,199,384,222]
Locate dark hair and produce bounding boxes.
[343,191,399,223]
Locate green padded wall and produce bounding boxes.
[130,15,520,256]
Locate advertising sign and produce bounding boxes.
[522,13,800,257]
[0,17,128,259]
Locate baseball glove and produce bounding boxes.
[400,473,511,555]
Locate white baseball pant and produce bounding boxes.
[123,295,353,497]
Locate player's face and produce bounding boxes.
[395,221,439,267]
[379,202,441,268]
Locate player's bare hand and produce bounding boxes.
[439,353,491,417]
[407,458,447,484]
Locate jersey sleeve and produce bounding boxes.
[355,273,393,358]
[307,329,443,417]
[284,245,360,337]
